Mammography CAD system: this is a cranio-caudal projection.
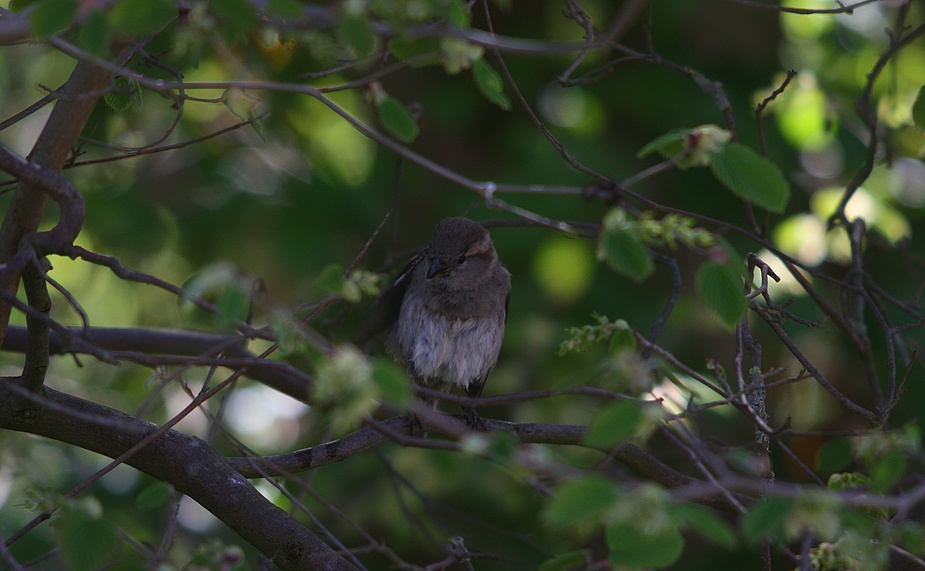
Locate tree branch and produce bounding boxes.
[0,379,357,571]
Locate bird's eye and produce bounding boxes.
[456,255,467,264]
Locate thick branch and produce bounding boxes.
[0,325,313,402]
[0,54,116,344]
[0,380,356,571]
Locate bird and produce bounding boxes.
[357,217,511,428]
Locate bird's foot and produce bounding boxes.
[407,413,425,438]
[462,407,488,432]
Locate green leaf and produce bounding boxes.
[388,37,442,65]
[472,58,510,110]
[29,0,77,37]
[539,550,590,571]
[211,0,257,42]
[267,0,301,18]
[870,450,906,492]
[77,10,111,57]
[136,482,172,512]
[710,143,790,213]
[55,510,121,571]
[315,263,346,295]
[377,97,420,143]
[585,401,643,449]
[104,77,143,112]
[371,358,410,405]
[637,128,688,160]
[543,475,619,529]
[597,227,653,282]
[606,521,684,569]
[669,502,738,549]
[444,0,471,27]
[913,85,925,131]
[695,261,746,327]
[215,282,250,332]
[109,0,174,37]
[740,497,793,544]
[607,323,636,357]
[337,13,375,58]
[817,436,852,475]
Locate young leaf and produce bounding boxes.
[637,128,689,160]
[695,261,746,327]
[710,143,790,213]
[377,97,420,143]
[913,85,925,131]
[585,401,644,449]
[472,59,510,110]
[315,263,347,296]
[543,475,619,529]
[597,227,654,282]
[606,521,684,569]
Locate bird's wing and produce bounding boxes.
[352,251,424,348]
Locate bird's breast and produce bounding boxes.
[392,294,505,389]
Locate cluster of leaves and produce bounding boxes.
[312,344,409,433]
[541,478,736,570]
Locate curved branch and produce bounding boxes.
[0,325,313,402]
[0,380,356,571]
[230,415,746,512]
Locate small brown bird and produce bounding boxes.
[359,217,511,425]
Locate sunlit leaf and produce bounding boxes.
[597,227,653,282]
[472,58,510,110]
[585,401,643,449]
[29,0,77,37]
[606,521,684,569]
[544,475,619,529]
[711,143,790,213]
[377,97,420,143]
[695,261,746,327]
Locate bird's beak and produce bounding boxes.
[426,257,448,280]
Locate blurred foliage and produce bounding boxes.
[1,0,925,570]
